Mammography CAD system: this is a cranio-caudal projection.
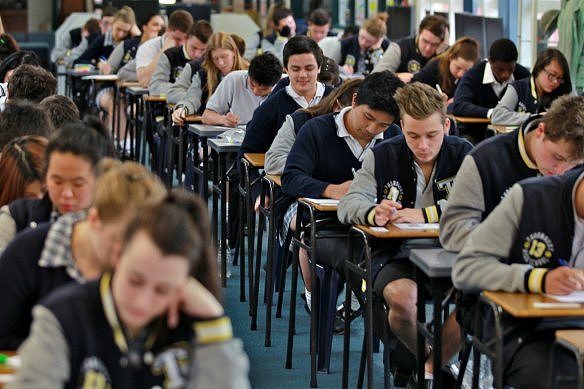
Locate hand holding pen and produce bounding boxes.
[544,258,584,295]
[223,102,240,127]
[98,56,111,75]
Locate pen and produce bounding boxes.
[99,56,107,63]
[351,168,356,177]
[435,83,443,95]
[0,353,8,364]
[558,258,570,267]
[533,302,581,309]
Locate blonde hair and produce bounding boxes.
[395,82,446,121]
[202,32,249,102]
[93,158,166,223]
[114,6,136,27]
[362,13,387,39]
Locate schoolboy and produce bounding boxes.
[337,82,473,386]
[452,165,584,389]
[261,6,298,63]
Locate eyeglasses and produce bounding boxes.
[542,68,564,84]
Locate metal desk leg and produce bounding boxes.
[416,269,426,389]
[432,278,443,388]
[285,205,303,370]
[201,137,210,202]
[219,152,228,287]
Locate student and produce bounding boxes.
[0,159,166,350]
[39,95,80,130]
[0,50,41,83]
[75,6,136,68]
[12,192,250,388]
[199,52,282,126]
[0,33,19,62]
[373,14,449,83]
[7,64,57,103]
[239,35,332,164]
[306,8,334,43]
[0,117,116,253]
[261,5,297,63]
[337,83,472,386]
[170,31,248,122]
[441,95,584,253]
[282,71,403,315]
[451,38,530,142]
[492,48,572,125]
[51,18,100,64]
[63,7,118,68]
[149,20,213,96]
[452,165,584,389]
[0,101,52,150]
[0,136,47,207]
[266,78,364,175]
[135,10,193,88]
[412,36,479,107]
[339,14,389,75]
[104,13,165,77]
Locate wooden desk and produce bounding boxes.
[265,174,281,187]
[552,330,584,388]
[81,74,119,82]
[144,95,167,103]
[119,81,141,88]
[244,153,265,168]
[451,116,491,124]
[557,330,584,350]
[488,124,517,134]
[0,351,17,387]
[298,198,339,212]
[483,291,584,318]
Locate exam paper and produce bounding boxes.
[393,223,440,230]
[547,291,584,303]
[304,198,340,206]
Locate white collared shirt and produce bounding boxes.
[285,81,325,108]
[335,106,384,161]
[483,61,514,98]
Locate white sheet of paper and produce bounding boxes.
[393,223,440,230]
[304,198,340,206]
[369,227,389,233]
[547,291,584,303]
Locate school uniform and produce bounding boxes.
[0,211,86,349]
[339,35,389,75]
[12,272,250,388]
[412,58,459,99]
[281,108,388,268]
[149,45,193,96]
[451,60,530,141]
[491,76,561,125]
[75,30,117,65]
[167,59,203,109]
[440,114,543,252]
[453,167,584,389]
[0,194,56,254]
[338,134,472,293]
[373,36,431,74]
[107,36,141,74]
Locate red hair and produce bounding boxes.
[0,136,48,207]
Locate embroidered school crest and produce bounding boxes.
[173,66,184,81]
[522,232,554,266]
[436,176,456,197]
[345,55,356,67]
[407,60,421,73]
[151,343,192,388]
[79,357,112,389]
[122,50,133,65]
[382,180,403,202]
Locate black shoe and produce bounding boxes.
[300,292,310,315]
[406,373,433,389]
[333,309,345,334]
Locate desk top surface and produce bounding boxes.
[188,124,230,137]
[298,198,339,212]
[556,330,584,350]
[0,351,17,386]
[66,69,98,76]
[244,153,265,168]
[483,291,584,318]
[264,174,281,186]
[409,248,456,278]
[208,137,241,153]
[451,116,491,124]
[125,85,149,95]
[184,115,203,124]
[144,95,167,102]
